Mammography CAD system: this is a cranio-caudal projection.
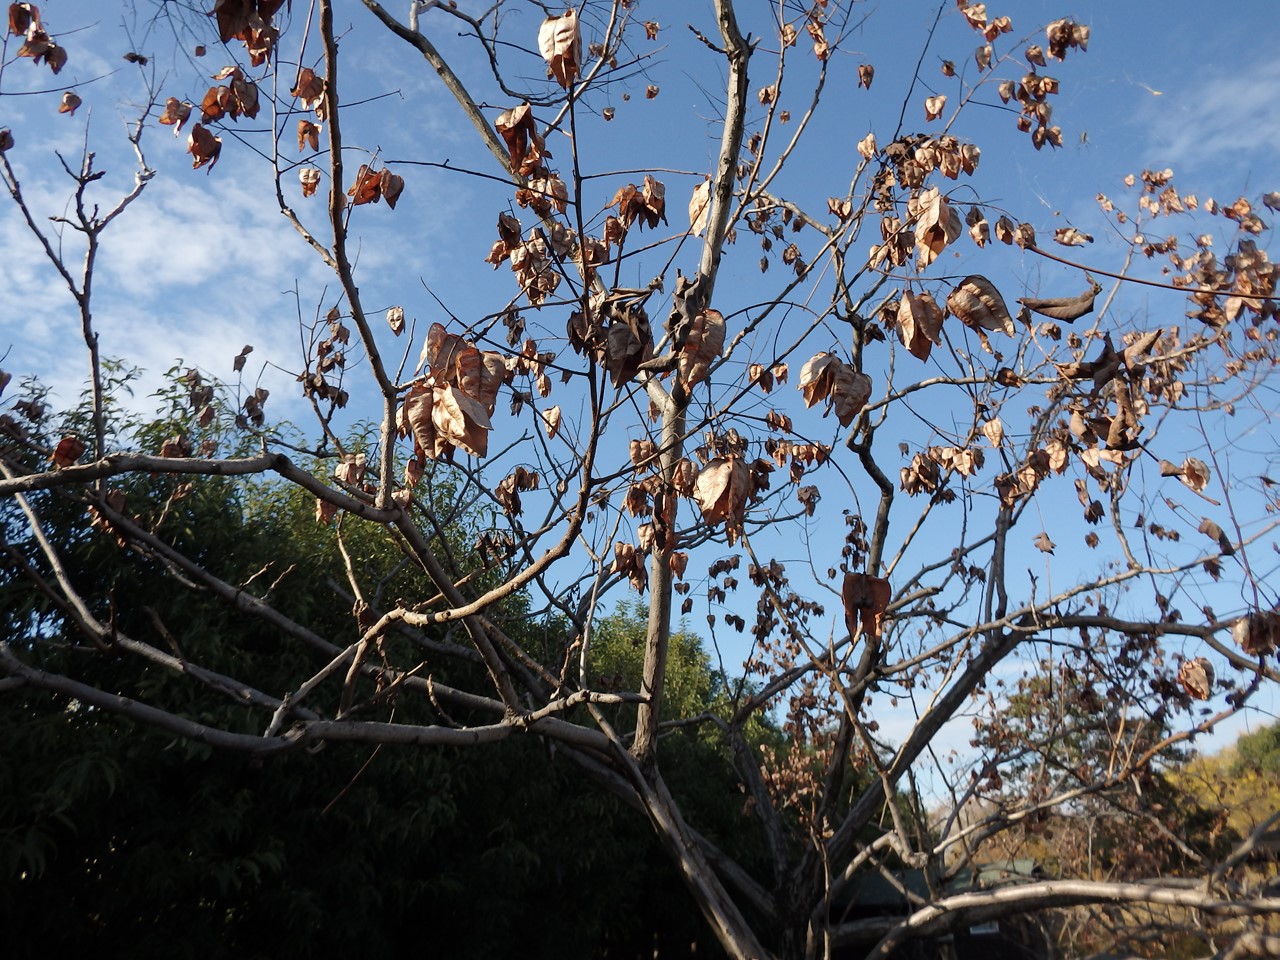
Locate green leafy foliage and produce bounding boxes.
[0,375,767,959]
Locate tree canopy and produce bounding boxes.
[2,2,1278,958]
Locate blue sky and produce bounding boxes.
[2,0,1278,766]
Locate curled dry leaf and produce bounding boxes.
[541,405,561,439]
[796,485,820,516]
[1018,281,1101,322]
[982,418,1004,447]
[669,551,688,580]
[1232,611,1280,656]
[233,344,253,372]
[1053,226,1093,246]
[610,541,648,592]
[924,94,946,121]
[858,64,874,89]
[159,97,192,135]
[298,167,321,197]
[241,387,269,427]
[693,456,750,546]
[212,0,284,65]
[1034,531,1055,554]
[297,119,320,152]
[842,572,891,641]
[315,498,338,525]
[58,91,80,115]
[335,452,367,487]
[897,291,944,361]
[672,457,698,496]
[401,382,435,453]
[966,206,989,247]
[947,275,1014,336]
[910,187,962,267]
[805,19,829,60]
[14,9,66,74]
[348,165,404,209]
[521,172,568,217]
[431,384,491,459]
[1197,517,1234,555]
[857,132,877,159]
[495,103,547,177]
[9,2,39,36]
[386,305,405,336]
[799,353,872,426]
[930,445,984,478]
[1177,657,1214,701]
[495,466,540,515]
[187,123,222,171]
[290,67,325,111]
[678,308,725,389]
[160,435,192,458]
[611,175,666,230]
[1180,457,1210,493]
[630,438,657,469]
[50,434,85,468]
[1045,18,1090,60]
[87,489,128,543]
[689,179,711,236]
[765,410,792,432]
[537,9,581,89]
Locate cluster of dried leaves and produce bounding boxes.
[399,324,504,476]
[209,0,287,67]
[8,3,66,74]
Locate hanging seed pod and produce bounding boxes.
[947,275,1014,335]
[1177,657,1215,701]
[1018,281,1103,323]
[1232,611,1280,656]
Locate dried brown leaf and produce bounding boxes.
[842,572,891,641]
[689,179,711,236]
[542,405,562,439]
[50,434,84,468]
[1232,612,1280,656]
[1181,457,1210,493]
[678,308,725,388]
[432,383,491,459]
[538,10,581,88]
[693,456,750,545]
[298,167,321,197]
[910,187,962,267]
[947,275,1014,335]
[386,305,405,336]
[187,123,222,171]
[897,291,944,361]
[1177,657,1214,701]
[1018,281,1101,322]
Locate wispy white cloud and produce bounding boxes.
[1,149,316,418]
[1136,56,1280,185]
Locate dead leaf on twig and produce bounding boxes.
[1018,281,1102,322]
[842,572,891,641]
[1177,657,1214,701]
